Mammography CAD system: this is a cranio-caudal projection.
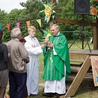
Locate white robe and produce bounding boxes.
[24,36,42,96]
[44,77,66,94]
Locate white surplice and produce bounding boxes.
[44,77,66,94]
[24,35,42,96]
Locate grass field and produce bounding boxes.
[6,41,98,98]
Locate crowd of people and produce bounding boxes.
[0,24,71,98]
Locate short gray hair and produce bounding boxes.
[51,24,60,30]
[11,28,21,38]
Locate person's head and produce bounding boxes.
[50,24,60,36]
[11,27,22,40]
[28,26,36,37]
[0,30,3,43]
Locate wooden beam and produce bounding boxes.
[64,56,91,98]
[54,17,96,27]
[50,0,57,3]
[93,19,98,49]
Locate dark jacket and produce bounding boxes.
[0,43,8,71]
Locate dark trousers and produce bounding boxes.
[9,71,27,98]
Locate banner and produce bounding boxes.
[0,18,42,31]
[0,26,2,30]
[26,21,30,28]
[16,22,20,28]
[36,19,41,27]
[91,56,98,86]
[6,24,10,31]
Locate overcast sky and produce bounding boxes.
[0,0,27,13]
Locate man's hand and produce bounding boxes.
[41,44,46,48]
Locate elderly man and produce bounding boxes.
[7,27,29,98]
[42,24,71,97]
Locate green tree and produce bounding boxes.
[0,0,94,41]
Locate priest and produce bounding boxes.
[42,24,71,97]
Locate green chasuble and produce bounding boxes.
[43,32,71,80]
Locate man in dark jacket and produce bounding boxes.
[0,30,9,98]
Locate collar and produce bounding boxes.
[12,38,19,41]
[57,32,60,36]
[28,35,35,39]
[54,32,60,37]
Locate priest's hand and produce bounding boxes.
[47,42,53,48]
[44,38,49,44]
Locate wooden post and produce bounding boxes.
[49,0,57,27]
[64,56,91,98]
[93,18,98,49]
[50,0,57,3]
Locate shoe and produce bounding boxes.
[54,93,65,98]
[30,94,37,96]
[42,93,55,97]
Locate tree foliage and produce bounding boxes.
[0,0,94,41]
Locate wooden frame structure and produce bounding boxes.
[54,18,98,49]
[63,50,98,98]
